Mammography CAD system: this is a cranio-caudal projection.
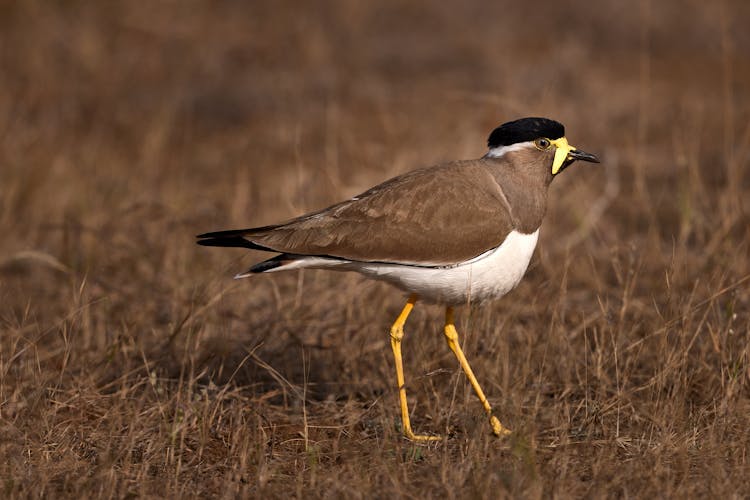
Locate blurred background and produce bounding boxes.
[1,0,749,496]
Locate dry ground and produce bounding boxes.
[2,1,750,498]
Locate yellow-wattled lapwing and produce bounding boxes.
[198,117,599,441]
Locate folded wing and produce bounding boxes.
[197,160,515,266]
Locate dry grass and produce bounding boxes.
[2,0,750,497]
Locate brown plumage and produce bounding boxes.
[197,117,600,441]
[198,148,554,266]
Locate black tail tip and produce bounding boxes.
[196,235,267,251]
[249,259,285,273]
[234,255,290,278]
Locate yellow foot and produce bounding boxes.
[404,429,442,442]
[490,415,512,437]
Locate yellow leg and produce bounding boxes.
[390,295,440,442]
[443,307,511,437]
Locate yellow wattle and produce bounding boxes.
[550,137,574,175]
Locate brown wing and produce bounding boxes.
[200,159,517,266]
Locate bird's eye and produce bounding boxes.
[535,138,551,150]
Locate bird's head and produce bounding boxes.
[485,117,599,176]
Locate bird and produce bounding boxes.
[197,117,599,441]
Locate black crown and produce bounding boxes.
[487,117,565,148]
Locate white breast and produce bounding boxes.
[352,229,539,305]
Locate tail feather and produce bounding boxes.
[234,254,295,278]
[196,227,276,240]
[198,227,345,278]
[196,228,275,252]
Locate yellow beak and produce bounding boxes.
[550,137,599,175]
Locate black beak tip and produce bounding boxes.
[573,149,600,163]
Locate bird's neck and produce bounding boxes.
[485,158,550,234]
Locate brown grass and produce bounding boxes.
[2,0,750,497]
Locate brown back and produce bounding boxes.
[239,147,555,266]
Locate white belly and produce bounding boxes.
[352,229,539,305]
